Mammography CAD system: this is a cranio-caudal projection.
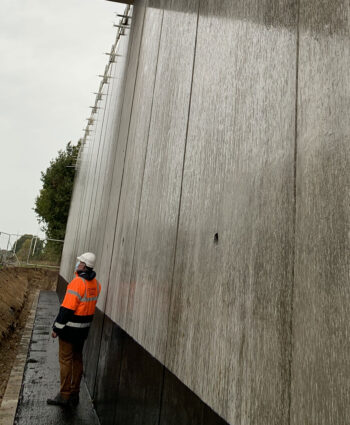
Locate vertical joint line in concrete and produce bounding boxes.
[88,70,115,400]
[163,0,201,362]
[125,5,166,320]
[288,0,301,423]
[156,366,166,425]
[92,3,147,398]
[102,0,148,317]
[111,332,126,425]
[86,71,113,249]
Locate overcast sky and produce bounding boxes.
[0,0,125,244]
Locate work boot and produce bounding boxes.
[46,393,69,407]
[69,392,79,407]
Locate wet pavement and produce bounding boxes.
[14,291,99,425]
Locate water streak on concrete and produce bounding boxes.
[60,1,350,423]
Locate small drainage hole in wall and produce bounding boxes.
[214,233,219,244]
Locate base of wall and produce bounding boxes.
[57,275,228,425]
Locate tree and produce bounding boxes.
[16,237,33,261]
[12,234,33,254]
[34,142,80,241]
[11,234,44,262]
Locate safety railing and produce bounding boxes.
[0,231,63,269]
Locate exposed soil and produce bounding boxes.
[0,267,58,404]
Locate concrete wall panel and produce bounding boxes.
[165,1,297,423]
[61,8,134,287]
[76,105,104,253]
[82,15,136,394]
[91,47,128,268]
[290,2,350,424]
[105,1,164,327]
[92,314,125,424]
[125,0,199,362]
[59,1,350,423]
[88,30,130,263]
[96,1,147,312]
[60,138,94,282]
[60,170,82,281]
[81,84,110,251]
[86,72,115,250]
[84,11,141,396]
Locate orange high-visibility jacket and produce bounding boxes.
[62,274,101,316]
[53,273,101,341]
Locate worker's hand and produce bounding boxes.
[51,331,57,338]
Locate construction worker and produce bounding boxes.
[47,252,101,407]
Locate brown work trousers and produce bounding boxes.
[59,338,84,399]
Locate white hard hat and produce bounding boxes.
[77,252,96,268]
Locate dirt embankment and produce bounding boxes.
[0,267,58,403]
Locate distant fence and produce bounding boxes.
[0,231,64,268]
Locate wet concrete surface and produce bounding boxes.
[14,291,99,425]
[60,0,350,423]
[84,308,229,425]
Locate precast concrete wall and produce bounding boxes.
[59,1,350,424]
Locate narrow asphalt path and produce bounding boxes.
[14,290,100,425]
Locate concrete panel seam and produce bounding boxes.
[288,1,301,424]
[92,4,147,399]
[156,365,167,425]
[163,0,201,367]
[111,330,126,424]
[102,1,148,308]
[125,4,166,321]
[99,1,146,318]
[82,379,101,425]
[86,69,114,248]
